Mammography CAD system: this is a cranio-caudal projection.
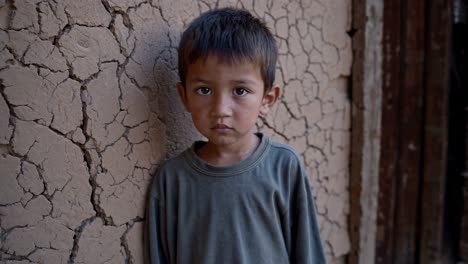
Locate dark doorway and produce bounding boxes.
[453,0,468,261]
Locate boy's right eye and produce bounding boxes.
[196,87,212,95]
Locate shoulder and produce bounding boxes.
[270,140,300,157]
[149,148,191,193]
[152,147,195,183]
[157,152,187,173]
[259,137,307,183]
[267,138,304,167]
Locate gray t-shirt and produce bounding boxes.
[147,134,326,264]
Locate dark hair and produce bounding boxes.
[178,8,278,93]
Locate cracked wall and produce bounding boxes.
[0,0,351,263]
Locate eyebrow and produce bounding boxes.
[189,77,257,85]
[189,77,210,83]
[232,80,252,85]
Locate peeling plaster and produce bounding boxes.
[0,0,352,262]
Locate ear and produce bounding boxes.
[177,82,190,112]
[259,85,281,116]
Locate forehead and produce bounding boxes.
[186,55,263,82]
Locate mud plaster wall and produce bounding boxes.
[0,0,351,263]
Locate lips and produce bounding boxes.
[212,124,232,129]
[211,124,232,132]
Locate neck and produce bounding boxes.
[197,134,260,166]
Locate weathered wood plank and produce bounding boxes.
[391,0,426,263]
[419,0,451,262]
[376,0,402,262]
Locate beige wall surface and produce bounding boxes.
[0,0,351,263]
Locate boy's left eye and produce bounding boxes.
[233,88,249,96]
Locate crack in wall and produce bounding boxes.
[66,216,95,264]
[4,0,15,30]
[79,70,115,226]
[120,218,144,264]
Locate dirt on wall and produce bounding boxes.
[0,0,351,263]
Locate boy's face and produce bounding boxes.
[177,55,280,147]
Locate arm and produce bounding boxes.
[290,174,327,264]
[146,177,168,264]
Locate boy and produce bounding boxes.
[147,7,326,264]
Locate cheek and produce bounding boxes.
[190,114,209,132]
[190,111,207,123]
[235,102,262,120]
[186,97,209,113]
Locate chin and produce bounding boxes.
[206,135,236,146]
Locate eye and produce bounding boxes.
[233,87,249,96]
[196,87,212,95]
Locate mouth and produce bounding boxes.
[211,124,232,131]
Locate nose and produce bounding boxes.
[210,94,232,117]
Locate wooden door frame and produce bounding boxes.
[376,0,452,262]
[349,0,453,263]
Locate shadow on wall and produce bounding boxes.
[151,32,200,159]
[140,26,204,262]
